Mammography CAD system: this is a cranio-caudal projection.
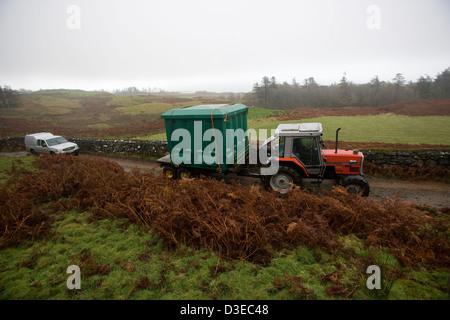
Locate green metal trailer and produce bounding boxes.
[158,104,252,179]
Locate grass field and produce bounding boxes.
[0,155,448,300]
[111,98,204,116]
[143,114,450,146]
[249,114,450,146]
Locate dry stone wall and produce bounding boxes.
[1,136,449,169]
[360,149,450,169]
[67,137,168,158]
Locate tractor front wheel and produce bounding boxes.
[338,175,370,197]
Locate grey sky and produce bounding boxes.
[0,0,449,92]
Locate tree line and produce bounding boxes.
[0,86,21,108]
[246,67,450,109]
[112,86,166,96]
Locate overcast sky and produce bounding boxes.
[0,0,449,92]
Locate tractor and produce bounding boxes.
[260,123,370,196]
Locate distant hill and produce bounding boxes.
[30,89,113,99]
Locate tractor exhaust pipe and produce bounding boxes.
[335,128,341,153]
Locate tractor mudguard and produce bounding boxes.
[277,157,309,177]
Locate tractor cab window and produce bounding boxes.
[292,137,320,166]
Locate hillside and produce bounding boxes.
[1,91,449,149]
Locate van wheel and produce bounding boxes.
[50,152,56,156]
[30,149,36,155]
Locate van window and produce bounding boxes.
[47,137,68,146]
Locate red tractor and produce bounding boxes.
[260,123,370,196]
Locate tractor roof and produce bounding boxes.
[275,123,323,137]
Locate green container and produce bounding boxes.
[161,104,249,172]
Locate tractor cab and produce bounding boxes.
[261,123,369,196]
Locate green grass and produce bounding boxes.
[114,102,174,116]
[1,90,111,119]
[248,114,450,145]
[114,101,203,116]
[1,209,446,300]
[108,95,156,107]
[86,123,113,130]
[247,106,283,119]
[0,154,36,184]
[0,96,74,118]
[34,89,112,99]
[139,113,450,145]
[137,131,167,141]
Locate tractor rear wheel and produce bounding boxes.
[338,175,370,197]
[265,166,303,193]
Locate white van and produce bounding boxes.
[25,133,79,155]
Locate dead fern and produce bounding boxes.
[1,155,448,269]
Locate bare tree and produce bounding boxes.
[0,86,21,108]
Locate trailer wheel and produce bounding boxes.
[266,166,303,193]
[163,166,177,180]
[177,168,191,180]
[338,175,370,197]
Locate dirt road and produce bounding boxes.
[86,154,449,208]
[3,152,449,208]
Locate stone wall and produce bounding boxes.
[0,136,449,170]
[361,149,450,169]
[0,136,24,151]
[67,137,168,158]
